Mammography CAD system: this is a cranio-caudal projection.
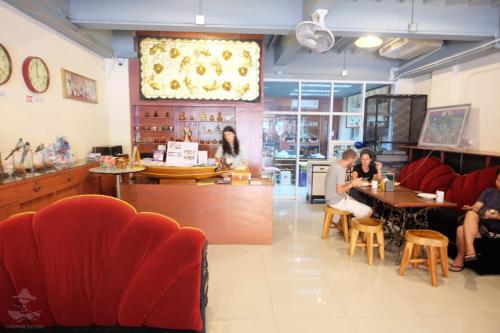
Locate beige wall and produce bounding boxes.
[104,58,132,156]
[396,52,500,152]
[0,3,110,161]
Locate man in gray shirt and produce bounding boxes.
[325,149,372,218]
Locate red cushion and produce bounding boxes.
[445,166,500,211]
[419,165,456,193]
[0,195,206,331]
[398,157,442,190]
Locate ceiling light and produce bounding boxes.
[340,69,348,77]
[355,35,383,48]
[195,14,205,25]
[408,0,418,33]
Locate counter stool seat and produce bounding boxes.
[322,206,351,242]
[349,217,384,265]
[399,229,449,287]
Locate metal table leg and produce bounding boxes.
[116,174,121,199]
[396,209,409,265]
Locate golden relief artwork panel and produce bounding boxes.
[140,38,261,101]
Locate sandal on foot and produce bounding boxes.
[449,264,464,272]
[464,253,478,262]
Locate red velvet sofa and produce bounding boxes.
[0,195,208,332]
[427,166,500,275]
[398,156,458,193]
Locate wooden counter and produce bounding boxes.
[121,180,273,244]
[0,161,113,220]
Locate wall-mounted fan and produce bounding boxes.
[295,9,335,53]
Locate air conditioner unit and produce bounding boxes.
[379,38,442,60]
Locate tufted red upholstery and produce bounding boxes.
[0,195,206,331]
[398,157,448,191]
[418,165,458,193]
[445,166,500,211]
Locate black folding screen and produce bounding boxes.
[363,94,428,153]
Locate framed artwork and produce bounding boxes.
[418,104,470,148]
[139,37,261,101]
[346,115,361,128]
[61,69,97,103]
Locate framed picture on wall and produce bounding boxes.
[418,104,470,148]
[346,115,361,128]
[61,69,98,103]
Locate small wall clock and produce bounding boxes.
[0,43,12,85]
[22,56,50,93]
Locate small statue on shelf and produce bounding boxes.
[179,112,186,120]
[183,126,192,142]
[199,112,207,121]
[154,110,158,117]
[165,111,170,118]
[145,111,150,117]
[217,112,223,121]
[209,114,215,121]
[189,115,195,120]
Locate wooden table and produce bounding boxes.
[354,186,456,263]
[89,166,145,199]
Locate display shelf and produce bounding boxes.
[131,105,236,156]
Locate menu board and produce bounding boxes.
[165,141,199,167]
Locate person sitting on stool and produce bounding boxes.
[325,149,373,223]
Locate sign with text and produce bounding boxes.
[166,141,198,167]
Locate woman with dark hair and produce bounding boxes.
[351,148,383,182]
[215,126,248,168]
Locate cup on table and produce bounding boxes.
[436,190,445,203]
[371,180,378,190]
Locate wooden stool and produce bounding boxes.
[322,206,351,242]
[399,229,449,287]
[349,218,384,265]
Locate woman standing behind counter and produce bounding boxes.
[215,126,248,169]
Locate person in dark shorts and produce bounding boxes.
[450,169,500,272]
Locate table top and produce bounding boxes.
[89,166,145,175]
[355,186,456,209]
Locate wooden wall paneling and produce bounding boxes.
[121,183,272,244]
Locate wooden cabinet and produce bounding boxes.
[0,162,112,221]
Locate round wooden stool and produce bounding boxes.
[349,218,384,265]
[399,229,449,287]
[322,206,351,242]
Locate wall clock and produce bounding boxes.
[0,43,12,85]
[22,56,50,93]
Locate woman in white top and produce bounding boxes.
[215,126,248,168]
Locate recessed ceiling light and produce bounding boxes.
[195,14,205,25]
[355,35,383,48]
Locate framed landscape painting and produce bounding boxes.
[418,104,470,148]
[61,69,98,103]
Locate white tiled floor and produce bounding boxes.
[206,200,500,333]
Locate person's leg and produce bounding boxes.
[344,196,372,218]
[451,225,465,268]
[463,211,481,258]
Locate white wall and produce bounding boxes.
[396,52,500,152]
[0,2,110,161]
[104,58,131,156]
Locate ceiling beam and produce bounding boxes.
[2,0,114,57]
[274,34,302,65]
[66,0,497,41]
